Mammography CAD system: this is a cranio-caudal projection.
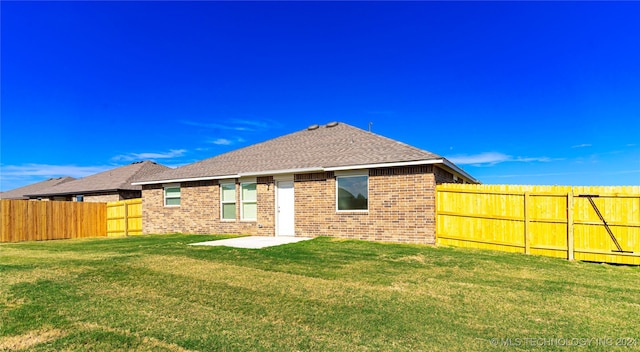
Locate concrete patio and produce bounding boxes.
[189,236,313,249]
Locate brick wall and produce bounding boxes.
[119,190,142,200]
[142,180,267,235]
[82,193,121,203]
[295,167,437,244]
[434,166,471,184]
[142,166,438,244]
[256,177,275,236]
[75,191,142,203]
[434,166,455,184]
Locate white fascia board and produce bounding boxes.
[131,174,240,186]
[324,159,444,172]
[131,168,323,186]
[441,159,480,184]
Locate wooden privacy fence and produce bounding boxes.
[107,199,142,236]
[0,200,106,242]
[436,184,640,265]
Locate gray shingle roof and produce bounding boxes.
[136,122,444,183]
[27,161,171,197]
[0,177,76,200]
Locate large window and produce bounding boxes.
[221,183,236,220]
[241,183,257,221]
[337,175,368,211]
[164,185,181,206]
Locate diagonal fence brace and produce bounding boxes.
[578,194,632,253]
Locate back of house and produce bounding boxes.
[133,122,478,244]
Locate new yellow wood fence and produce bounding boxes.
[106,199,142,236]
[437,184,640,265]
[0,199,107,242]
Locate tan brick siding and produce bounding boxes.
[142,166,438,244]
[256,178,275,236]
[434,166,455,184]
[83,193,121,202]
[76,191,141,203]
[295,168,436,244]
[142,180,269,235]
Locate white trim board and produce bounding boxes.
[132,158,479,186]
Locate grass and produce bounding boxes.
[1,234,639,351]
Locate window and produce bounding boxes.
[337,175,368,211]
[221,183,236,220]
[164,185,181,206]
[241,183,257,221]
[76,195,84,202]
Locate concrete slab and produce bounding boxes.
[189,236,312,249]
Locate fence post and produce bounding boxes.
[524,192,530,255]
[567,192,574,261]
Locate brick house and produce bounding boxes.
[27,161,170,202]
[133,122,478,244]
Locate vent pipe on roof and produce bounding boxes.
[326,121,339,128]
[307,124,319,130]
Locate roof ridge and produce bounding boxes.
[120,160,150,189]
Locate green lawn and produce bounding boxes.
[1,234,639,351]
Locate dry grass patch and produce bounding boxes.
[0,329,66,351]
[133,255,391,303]
[77,322,193,352]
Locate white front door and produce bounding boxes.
[276,181,295,236]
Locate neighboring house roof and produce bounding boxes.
[0,177,76,200]
[134,122,478,184]
[27,161,171,197]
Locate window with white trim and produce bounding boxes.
[220,182,236,220]
[164,185,181,206]
[241,182,257,221]
[337,175,368,211]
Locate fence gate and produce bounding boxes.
[107,198,142,236]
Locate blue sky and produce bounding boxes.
[1,1,639,191]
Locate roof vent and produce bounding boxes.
[326,121,339,128]
[307,124,319,130]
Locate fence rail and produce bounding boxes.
[0,200,107,242]
[107,199,142,236]
[436,184,640,265]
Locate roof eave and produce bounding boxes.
[132,160,456,186]
[25,188,139,198]
[131,174,242,186]
[440,159,480,184]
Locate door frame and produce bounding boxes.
[275,176,295,237]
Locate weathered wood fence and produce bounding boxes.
[107,198,143,236]
[0,200,107,242]
[437,184,640,265]
[1,199,143,243]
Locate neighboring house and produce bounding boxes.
[133,122,479,244]
[0,177,76,200]
[27,161,171,202]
